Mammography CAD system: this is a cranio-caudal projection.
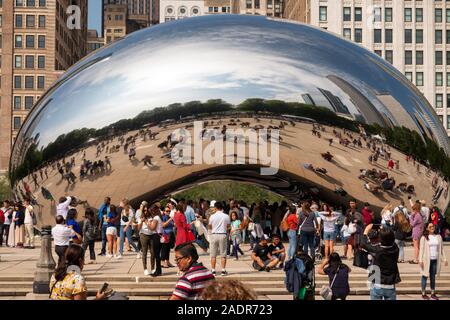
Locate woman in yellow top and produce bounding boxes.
[49,245,106,300]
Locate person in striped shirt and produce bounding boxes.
[170,243,215,300]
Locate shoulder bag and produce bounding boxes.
[320,266,339,300]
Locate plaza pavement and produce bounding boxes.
[1,240,449,300]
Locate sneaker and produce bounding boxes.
[115,255,122,259]
[279,263,284,269]
[422,294,430,300]
[211,269,216,275]
[136,253,142,259]
[106,254,113,258]
[144,269,150,276]
[430,294,439,300]
[221,270,228,276]
[265,267,271,272]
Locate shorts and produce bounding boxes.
[323,231,336,241]
[209,234,227,258]
[343,236,350,245]
[106,227,117,237]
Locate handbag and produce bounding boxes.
[187,229,196,242]
[280,214,289,232]
[160,233,170,244]
[31,212,37,226]
[353,249,369,269]
[297,217,307,236]
[320,266,339,300]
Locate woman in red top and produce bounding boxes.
[286,206,299,259]
[174,204,191,246]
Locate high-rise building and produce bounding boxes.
[103,0,158,26]
[104,4,141,45]
[87,29,104,54]
[0,0,88,173]
[204,0,239,15]
[159,0,203,22]
[238,0,283,17]
[284,0,450,136]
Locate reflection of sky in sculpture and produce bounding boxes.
[17,15,447,152]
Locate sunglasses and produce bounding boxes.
[174,256,186,263]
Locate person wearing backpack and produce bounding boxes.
[392,211,411,263]
[393,200,409,219]
[318,252,351,300]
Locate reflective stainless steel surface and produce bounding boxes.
[10,15,450,225]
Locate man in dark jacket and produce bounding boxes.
[360,224,401,300]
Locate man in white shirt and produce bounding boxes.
[419,200,430,225]
[52,215,80,265]
[57,196,72,220]
[393,200,409,218]
[23,199,35,249]
[208,201,230,276]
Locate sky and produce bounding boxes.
[88,0,102,35]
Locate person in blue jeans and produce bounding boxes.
[118,205,139,258]
[360,224,400,300]
[298,203,319,261]
[98,197,110,256]
[286,206,298,259]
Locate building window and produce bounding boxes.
[13,96,21,110]
[385,50,393,64]
[25,55,34,68]
[38,15,45,28]
[13,117,21,130]
[436,51,443,65]
[405,72,413,82]
[374,7,382,22]
[354,28,362,43]
[38,55,45,68]
[446,30,450,44]
[26,35,35,48]
[246,0,251,9]
[416,29,423,43]
[319,6,327,21]
[14,76,22,89]
[343,7,351,21]
[254,0,260,9]
[385,29,393,43]
[436,8,443,23]
[15,35,23,48]
[416,72,424,86]
[26,15,35,28]
[405,50,413,65]
[15,15,23,27]
[27,0,35,6]
[436,72,443,86]
[416,8,423,22]
[37,76,44,89]
[25,76,34,89]
[39,0,45,7]
[436,94,443,108]
[447,116,450,129]
[16,0,23,6]
[385,8,393,22]
[416,51,423,65]
[343,28,351,40]
[354,7,362,21]
[404,8,412,22]
[38,35,45,48]
[405,29,412,43]
[25,96,33,109]
[446,9,450,23]
[447,52,450,65]
[436,30,442,44]
[14,55,22,68]
[374,50,382,57]
[374,29,382,43]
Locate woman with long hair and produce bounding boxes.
[81,208,97,264]
[392,212,411,263]
[409,203,424,264]
[13,202,25,248]
[174,203,191,246]
[286,206,298,260]
[318,252,351,300]
[161,206,175,268]
[118,204,139,258]
[66,208,82,245]
[340,217,356,260]
[318,203,341,259]
[148,204,163,277]
[419,223,448,300]
[138,205,152,275]
[49,245,106,300]
[106,204,118,258]
[230,211,244,260]
[381,204,394,228]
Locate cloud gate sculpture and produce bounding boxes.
[9,15,450,226]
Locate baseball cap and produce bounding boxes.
[141,201,148,206]
[210,200,216,208]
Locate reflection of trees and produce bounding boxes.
[10,98,450,184]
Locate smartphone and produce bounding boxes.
[100,282,109,293]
